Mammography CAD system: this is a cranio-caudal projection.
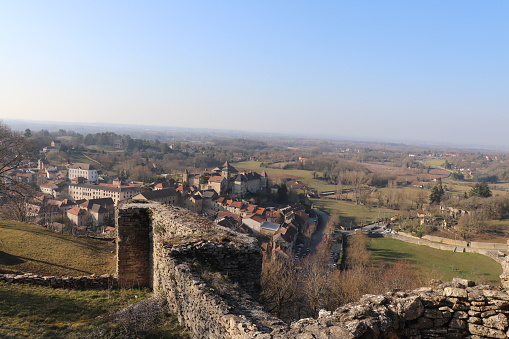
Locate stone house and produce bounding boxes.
[259,221,280,236]
[45,166,61,180]
[67,163,98,184]
[15,172,34,183]
[51,140,62,149]
[68,183,141,204]
[66,206,87,226]
[132,188,179,205]
[242,214,266,233]
[183,194,203,214]
[203,175,226,195]
[89,204,110,227]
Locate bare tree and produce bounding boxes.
[0,194,34,222]
[0,122,32,196]
[0,123,35,222]
[345,171,371,205]
[260,254,301,321]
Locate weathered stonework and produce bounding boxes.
[0,273,117,289]
[117,203,509,338]
[116,206,153,287]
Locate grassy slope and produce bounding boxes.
[422,158,445,167]
[0,283,186,338]
[0,220,115,276]
[235,160,335,192]
[369,237,502,285]
[311,198,395,227]
[0,221,186,337]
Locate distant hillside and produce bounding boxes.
[0,221,115,276]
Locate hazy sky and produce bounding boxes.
[1,1,508,146]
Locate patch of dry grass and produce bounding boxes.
[0,220,115,276]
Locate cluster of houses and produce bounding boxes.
[183,161,269,196]
[26,195,115,233]
[3,141,314,255]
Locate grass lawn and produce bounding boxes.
[0,283,186,338]
[0,221,186,337]
[0,220,115,276]
[422,158,445,167]
[443,179,508,196]
[376,186,429,202]
[311,198,397,227]
[369,237,502,285]
[234,160,337,193]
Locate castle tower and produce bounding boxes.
[222,161,230,179]
[260,170,268,188]
[183,169,189,184]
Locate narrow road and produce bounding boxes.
[310,209,329,254]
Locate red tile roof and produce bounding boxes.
[230,201,243,209]
[67,206,84,216]
[208,176,225,183]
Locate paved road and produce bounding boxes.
[310,209,329,254]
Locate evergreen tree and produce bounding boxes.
[277,183,288,203]
[429,183,444,204]
[470,182,492,198]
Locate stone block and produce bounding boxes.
[409,317,433,329]
[483,313,508,331]
[444,287,468,298]
[434,317,450,327]
[448,318,466,329]
[452,277,475,287]
[468,317,482,324]
[396,296,424,321]
[481,310,497,318]
[483,290,509,301]
[424,308,444,319]
[453,311,468,319]
[468,323,506,339]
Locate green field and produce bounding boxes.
[311,198,396,227]
[234,160,337,193]
[0,283,186,338]
[0,221,186,338]
[369,237,502,285]
[422,158,446,167]
[0,220,115,276]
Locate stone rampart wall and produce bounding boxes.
[470,241,508,250]
[284,278,509,338]
[0,273,117,289]
[117,205,152,287]
[423,234,469,247]
[117,203,509,338]
[153,247,286,338]
[418,233,506,251]
[392,232,506,263]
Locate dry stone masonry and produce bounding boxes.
[117,203,509,338]
[116,205,153,287]
[285,278,509,338]
[0,273,117,289]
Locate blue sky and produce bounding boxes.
[1,1,508,146]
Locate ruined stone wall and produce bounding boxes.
[117,203,509,338]
[285,278,509,339]
[154,246,286,338]
[0,273,117,289]
[118,203,281,338]
[118,203,262,296]
[116,206,152,287]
